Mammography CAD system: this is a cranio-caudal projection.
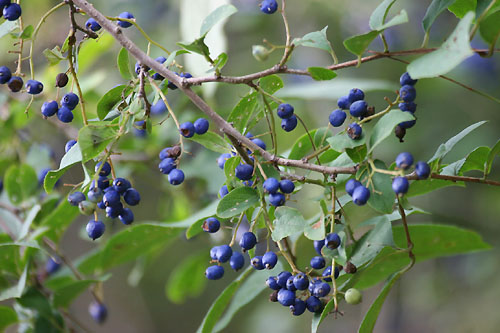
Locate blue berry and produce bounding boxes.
[194,118,209,135]
[205,265,224,280]
[306,296,322,313]
[399,102,417,113]
[251,256,265,270]
[277,103,294,119]
[64,139,77,153]
[103,189,120,207]
[395,152,414,170]
[217,153,232,169]
[312,282,331,298]
[239,231,257,251]
[349,100,368,117]
[219,185,229,198]
[159,147,173,160]
[293,273,309,290]
[90,176,110,190]
[117,12,134,28]
[235,164,253,180]
[97,200,105,210]
[347,123,362,140]
[281,115,298,132]
[400,72,417,86]
[151,57,167,80]
[345,179,362,196]
[279,179,295,194]
[118,208,134,225]
[290,298,306,316]
[68,191,85,206]
[277,271,292,288]
[310,256,325,269]
[392,176,409,195]
[7,76,23,92]
[61,92,79,110]
[25,80,43,95]
[0,0,10,8]
[134,120,146,138]
[329,109,347,127]
[216,245,233,263]
[313,239,325,256]
[286,276,297,291]
[3,3,21,21]
[322,265,340,282]
[399,85,416,102]
[325,233,341,250]
[123,188,140,206]
[251,138,267,150]
[38,168,51,186]
[87,188,103,203]
[263,178,279,193]
[86,220,105,240]
[57,106,73,123]
[309,279,321,294]
[260,0,278,14]
[210,246,219,260]
[159,158,176,175]
[398,113,416,129]
[277,289,295,306]
[180,72,192,79]
[45,257,61,275]
[168,169,185,185]
[348,88,365,103]
[85,18,101,32]
[352,186,370,205]
[88,301,107,324]
[262,251,278,269]
[150,99,167,116]
[266,276,281,290]
[95,162,111,177]
[105,203,123,218]
[42,101,58,117]
[229,251,245,271]
[0,66,12,84]
[203,217,220,233]
[337,95,351,109]
[180,122,195,138]
[113,178,131,194]
[415,161,431,179]
[269,192,285,206]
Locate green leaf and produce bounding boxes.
[486,138,500,175]
[44,143,82,193]
[343,31,380,57]
[349,216,394,266]
[407,178,464,197]
[213,52,228,72]
[200,4,238,37]
[43,46,65,66]
[367,160,396,214]
[0,265,28,301]
[449,0,477,18]
[78,33,114,73]
[327,131,366,151]
[271,207,308,242]
[51,279,98,308]
[166,252,207,303]
[39,200,79,242]
[346,145,368,163]
[189,132,231,154]
[197,268,253,333]
[428,120,486,163]
[182,201,220,239]
[117,47,132,80]
[288,129,318,160]
[0,305,17,331]
[369,0,398,30]
[293,27,336,61]
[368,110,414,153]
[304,214,326,241]
[409,12,475,79]
[227,92,258,133]
[178,37,210,57]
[4,164,38,204]
[217,187,259,218]
[78,123,118,162]
[259,75,284,94]
[164,49,190,67]
[479,10,500,46]
[461,146,490,173]
[422,0,458,32]
[97,85,131,120]
[307,67,337,81]
[0,20,18,39]
[18,25,34,39]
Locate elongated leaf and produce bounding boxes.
[39,200,79,242]
[288,129,318,160]
[293,27,336,60]
[97,85,131,120]
[349,216,394,266]
[308,67,337,81]
[0,265,28,301]
[0,306,17,331]
[44,143,82,193]
[367,160,395,214]
[449,0,477,18]
[78,123,118,162]
[328,132,366,151]
[479,10,500,46]
[166,252,207,303]
[369,110,414,153]
[409,12,475,79]
[422,0,457,32]
[117,47,132,80]
[200,4,238,37]
[0,20,18,39]
[4,164,38,204]
[189,132,231,154]
[486,139,500,175]
[217,187,259,218]
[407,178,464,196]
[369,0,398,30]
[227,92,258,132]
[272,207,308,242]
[52,279,98,308]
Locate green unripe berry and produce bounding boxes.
[79,200,96,215]
[345,288,362,305]
[252,45,270,62]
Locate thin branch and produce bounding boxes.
[397,197,415,266]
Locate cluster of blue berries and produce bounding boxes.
[263,177,295,206]
[345,179,370,206]
[1,1,21,21]
[180,118,209,138]
[0,66,44,94]
[67,160,141,240]
[392,152,431,195]
[260,0,278,14]
[41,92,80,123]
[158,145,185,185]
[277,103,298,132]
[329,88,371,140]
[395,72,418,142]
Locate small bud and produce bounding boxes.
[252,45,270,62]
[56,73,69,88]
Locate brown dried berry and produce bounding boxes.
[56,73,69,88]
[168,145,181,159]
[344,261,357,274]
[395,125,406,143]
[269,290,278,302]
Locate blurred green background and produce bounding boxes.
[1,0,500,332]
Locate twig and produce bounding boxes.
[396,197,415,265]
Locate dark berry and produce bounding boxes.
[151,56,166,80]
[325,233,341,250]
[179,72,192,79]
[313,239,325,256]
[118,207,134,225]
[105,203,123,218]
[219,185,229,198]
[310,256,325,269]
[61,92,79,110]
[68,191,85,206]
[347,123,362,140]
[65,140,77,153]
[239,231,257,251]
[306,296,322,313]
[290,298,306,316]
[217,153,232,169]
[235,164,253,180]
[337,95,351,109]
[399,85,416,102]
[262,251,278,269]
[151,99,167,116]
[309,279,321,294]
[194,118,209,135]
[0,66,12,84]
[168,169,185,185]
[398,113,416,129]
[395,125,406,142]
[269,192,285,206]
[348,88,365,103]
[392,176,409,195]
[112,177,131,194]
[87,187,103,203]
[415,161,431,179]
[210,246,219,260]
[55,73,69,88]
[205,265,224,280]
[159,157,176,174]
[216,245,232,263]
[395,152,414,170]
[45,257,61,275]
[281,115,298,132]
[269,290,279,302]
[90,176,110,190]
[103,189,120,207]
[329,109,346,127]
[229,251,245,271]
[202,217,220,233]
[123,188,140,206]
[293,273,309,290]
[277,289,295,306]
[179,122,195,138]
[85,18,101,32]
[3,3,21,21]
[7,76,23,92]
[57,106,73,123]
[41,101,59,117]
[260,0,278,14]
[251,256,265,270]
[345,179,362,196]
[86,220,105,240]
[400,72,417,86]
[88,301,107,324]
[399,102,417,113]
[279,179,294,194]
[277,271,292,288]
[95,162,111,177]
[352,186,370,205]
[286,276,297,291]
[277,103,294,119]
[251,138,267,150]
[349,100,367,117]
[313,282,331,298]
[263,177,279,193]
[266,276,281,290]
[322,265,340,282]
[38,168,51,187]
[344,261,357,274]
[25,80,43,95]
[97,200,105,210]
[117,12,134,28]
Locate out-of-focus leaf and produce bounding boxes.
[166,252,207,303]
[422,0,457,32]
[189,132,231,154]
[200,4,238,37]
[4,164,38,205]
[117,47,132,80]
